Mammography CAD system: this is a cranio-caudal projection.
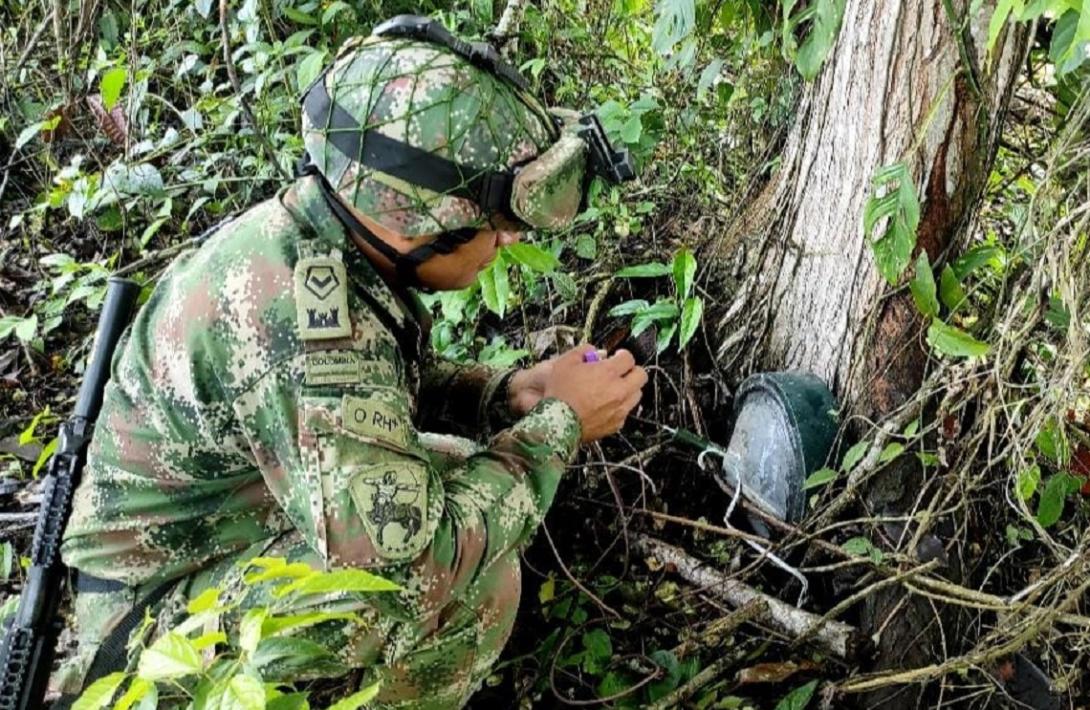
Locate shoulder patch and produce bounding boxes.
[349,461,429,560]
[304,350,362,386]
[343,394,411,449]
[295,254,351,340]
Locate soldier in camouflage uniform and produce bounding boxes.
[56,16,646,709]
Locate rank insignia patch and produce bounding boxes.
[350,462,429,560]
[295,254,351,340]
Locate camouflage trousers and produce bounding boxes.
[54,532,521,709]
[54,436,523,709]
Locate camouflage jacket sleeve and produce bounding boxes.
[234,360,581,622]
[414,356,517,438]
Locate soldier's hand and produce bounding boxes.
[544,344,648,443]
[508,358,555,417]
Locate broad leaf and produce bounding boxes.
[672,248,697,299]
[927,320,990,358]
[792,0,846,80]
[100,67,127,110]
[274,568,400,597]
[1016,465,1040,502]
[804,467,838,490]
[262,611,358,637]
[609,299,650,317]
[206,673,265,710]
[252,637,346,680]
[909,252,939,318]
[939,265,967,311]
[615,262,671,278]
[297,50,328,92]
[112,677,154,710]
[239,608,267,655]
[678,297,703,349]
[325,682,381,710]
[775,679,819,710]
[137,632,203,680]
[841,440,868,472]
[864,163,919,284]
[1037,474,1080,528]
[505,243,559,273]
[186,587,220,614]
[72,671,126,710]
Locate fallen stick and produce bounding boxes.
[634,535,864,659]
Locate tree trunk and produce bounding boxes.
[710,1,1027,706]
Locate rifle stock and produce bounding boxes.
[0,277,140,710]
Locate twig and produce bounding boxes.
[490,0,530,48]
[218,0,290,181]
[645,648,747,710]
[542,523,621,619]
[634,535,864,659]
[582,277,614,343]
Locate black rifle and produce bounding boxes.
[0,277,140,710]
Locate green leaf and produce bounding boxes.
[804,467,838,490]
[242,557,314,585]
[206,673,265,710]
[987,0,1017,53]
[478,264,500,316]
[267,693,310,710]
[792,0,846,80]
[538,577,555,604]
[927,320,990,358]
[939,265,967,311]
[191,631,226,651]
[15,121,46,151]
[655,321,677,354]
[878,442,905,464]
[239,608,267,655]
[72,671,126,710]
[112,677,154,710]
[775,679,819,710]
[296,50,328,92]
[909,252,939,318]
[609,299,650,317]
[137,632,203,681]
[615,262,671,278]
[274,568,400,597]
[186,587,220,614]
[32,437,58,478]
[1,542,12,580]
[261,611,358,638]
[697,59,725,100]
[281,6,318,24]
[252,637,346,680]
[672,248,697,299]
[2,315,38,343]
[677,297,703,350]
[320,0,352,24]
[325,682,381,710]
[1036,474,1080,528]
[841,440,868,472]
[952,245,1003,280]
[505,243,559,273]
[864,162,919,284]
[100,67,127,110]
[1016,465,1040,502]
[841,537,884,564]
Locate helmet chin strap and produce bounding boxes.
[308,169,479,290]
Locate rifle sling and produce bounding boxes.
[52,576,175,710]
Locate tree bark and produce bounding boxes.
[709,1,1027,706]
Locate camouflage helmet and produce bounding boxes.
[300,24,563,238]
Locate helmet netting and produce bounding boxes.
[302,37,556,238]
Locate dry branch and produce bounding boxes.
[634,535,865,659]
